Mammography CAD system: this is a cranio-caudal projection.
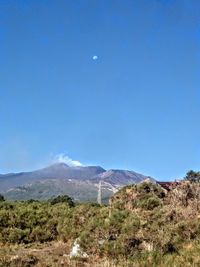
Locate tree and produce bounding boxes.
[50,195,74,207]
[0,194,5,202]
[184,170,200,183]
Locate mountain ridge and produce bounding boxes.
[0,163,155,202]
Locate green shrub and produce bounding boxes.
[121,214,140,235]
[0,194,5,202]
[138,195,162,210]
[49,194,74,207]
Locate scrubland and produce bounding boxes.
[1,177,200,266]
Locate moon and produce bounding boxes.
[92,55,98,60]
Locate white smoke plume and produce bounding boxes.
[54,153,83,167]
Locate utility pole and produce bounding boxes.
[97,180,102,205]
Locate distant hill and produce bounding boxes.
[0,163,154,202]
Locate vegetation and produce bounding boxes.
[3,179,112,203]
[0,194,4,202]
[185,170,200,182]
[49,194,74,207]
[2,173,200,266]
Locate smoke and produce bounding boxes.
[54,153,83,167]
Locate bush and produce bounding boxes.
[49,195,74,207]
[138,195,162,210]
[185,170,200,182]
[121,214,140,234]
[0,194,5,202]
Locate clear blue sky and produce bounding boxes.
[0,0,199,180]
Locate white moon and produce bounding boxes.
[92,55,98,60]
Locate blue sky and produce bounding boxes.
[0,0,199,180]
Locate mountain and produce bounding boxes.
[92,169,152,187]
[4,179,113,203]
[0,163,105,191]
[36,163,106,179]
[0,163,154,202]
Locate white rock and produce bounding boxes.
[69,238,88,259]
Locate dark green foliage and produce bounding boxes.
[137,195,162,210]
[136,182,165,199]
[185,170,200,182]
[0,194,5,202]
[49,194,74,207]
[0,201,67,243]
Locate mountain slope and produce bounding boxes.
[1,163,155,202]
[92,169,153,186]
[4,179,113,203]
[0,163,106,191]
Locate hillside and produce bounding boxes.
[0,163,154,202]
[4,179,112,203]
[92,169,152,186]
[1,179,200,266]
